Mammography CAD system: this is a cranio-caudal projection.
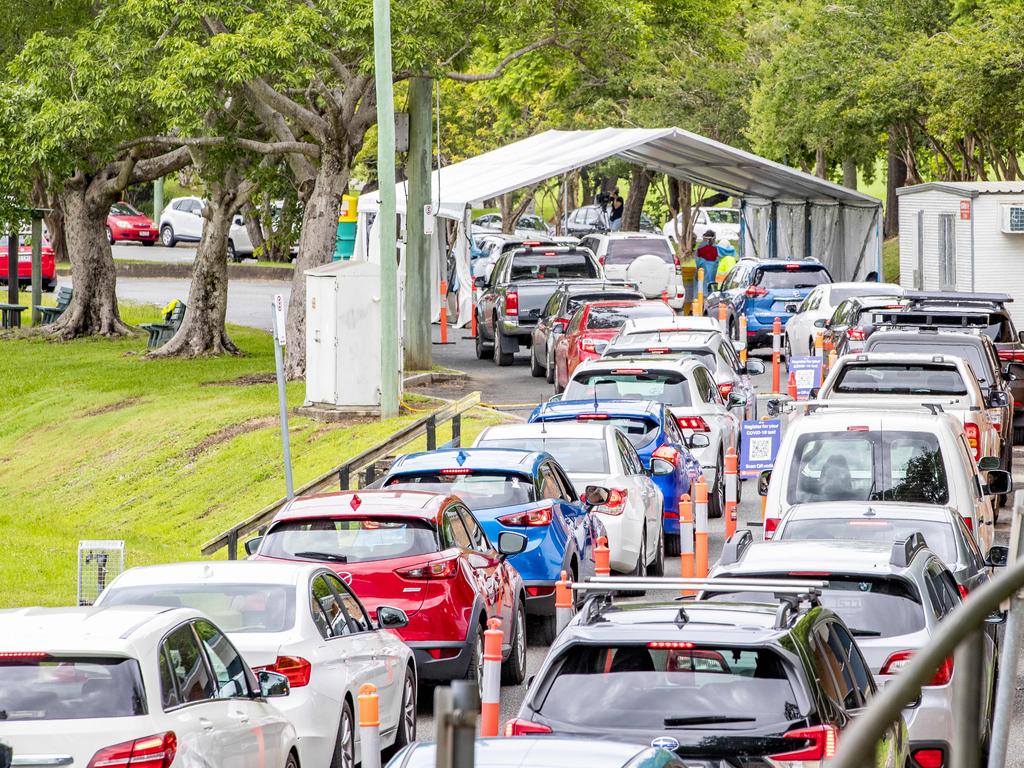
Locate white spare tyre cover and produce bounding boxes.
[626,254,671,298]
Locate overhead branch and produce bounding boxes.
[444,35,560,82]
[120,135,321,158]
[245,89,318,184]
[98,152,140,197]
[248,77,329,138]
[130,146,193,184]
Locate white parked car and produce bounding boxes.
[97,560,416,768]
[784,282,903,357]
[159,196,255,261]
[614,314,724,338]
[577,233,685,310]
[0,605,298,768]
[473,422,665,576]
[561,357,742,517]
[662,207,741,244]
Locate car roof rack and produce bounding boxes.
[890,532,928,567]
[903,290,1012,305]
[782,399,949,416]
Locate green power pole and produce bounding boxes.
[374,0,400,419]
[153,177,164,223]
[404,77,433,371]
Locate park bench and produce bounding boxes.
[141,300,186,349]
[0,303,26,329]
[37,286,73,325]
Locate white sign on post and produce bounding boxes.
[423,204,435,235]
[273,293,287,346]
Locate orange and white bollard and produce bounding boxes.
[717,301,728,336]
[787,370,798,401]
[771,317,782,394]
[595,536,611,576]
[480,618,503,737]
[694,476,709,578]
[439,279,449,345]
[358,683,381,768]
[814,331,824,359]
[739,314,748,366]
[694,269,705,316]
[679,494,695,596]
[724,447,739,540]
[555,570,574,635]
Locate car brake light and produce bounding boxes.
[505,290,519,317]
[255,656,312,688]
[439,468,473,476]
[771,725,837,761]
[497,506,553,527]
[764,517,779,539]
[744,286,767,297]
[963,516,973,532]
[645,347,671,354]
[913,747,945,768]
[612,368,647,374]
[396,556,460,580]
[504,718,553,737]
[580,338,600,353]
[575,413,609,420]
[675,416,710,432]
[784,264,801,270]
[998,349,1024,362]
[879,651,953,686]
[594,488,628,515]
[651,445,681,466]
[847,425,870,432]
[789,571,831,576]
[847,327,866,341]
[718,382,734,398]
[648,641,695,649]
[598,256,606,266]
[0,651,48,659]
[522,241,541,246]
[957,584,969,600]
[87,732,178,768]
[965,422,981,461]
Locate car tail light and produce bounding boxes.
[912,747,945,768]
[427,648,460,660]
[673,254,680,268]
[506,290,519,317]
[965,422,981,460]
[598,256,606,266]
[87,732,178,768]
[0,651,48,659]
[879,651,953,686]
[998,349,1024,362]
[963,516,973,532]
[764,517,779,540]
[957,584,969,600]
[847,425,870,432]
[255,656,312,688]
[594,488,628,515]
[497,506,553,527]
[648,641,695,649]
[718,382,734,398]
[994,422,1002,433]
[575,413,609,420]
[784,264,801,270]
[847,327,866,341]
[652,445,681,466]
[396,556,460,580]
[504,719,553,737]
[771,725,837,761]
[579,337,600,353]
[612,368,647,374]
[440,468,473,475]
[645,347,671,354]
[744,286,767,297]
[675,416,710,432]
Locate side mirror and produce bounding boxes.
[984,469,1012,496]
[986,545,1009,568]
[376,605,410,629]
[244,536,263,556]
[813,318,827,328]
[583,485,610,506]
[978,456,1000,472]
[986,610,1008,625]
[988,391,1010,408]
[497,530,528,556]
[1006,363,1024,381]
[758,470,772,497]
[745,359,765,375]
[808,387,820,399]
[706,282,720,293]
[727,392,748,408]
[650,458,675,476]
[785,302,799,314]
[473,276,487,288]
[257,670,290,698]
[686,433,710,449]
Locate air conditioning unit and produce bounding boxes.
[1001,204,1024,233]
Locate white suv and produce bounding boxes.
[0,605,298,768]
[577,233,684,310]
[159,196,255,261]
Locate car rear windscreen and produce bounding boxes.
[536,644,800,730]
[475,437,608,474]
[832,364,968,396]
[510,253,599,280]
[564,370,692,407]
[102,583,297,633]
[385,472,535,510]
[779,518,956,564]
[603,239,674,265]
[754,267,830,290]
[865,340,993,385]
[787,430,948,505]
[0,656,147,720]
[261,517,439,563]
[604,346,716,370]
[586,304,672,330]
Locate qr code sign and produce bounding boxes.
[794,369,816,390]
[748,436,773,461]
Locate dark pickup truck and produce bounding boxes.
[474,244,603,366]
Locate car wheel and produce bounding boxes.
[466,623,485,700]
[106,227,114,245]
[648,526,665,576]
[529,342,545,378]
[708,455,725,519]
[386,667,416,756]
[329,700,355,768]
[474,316,492,360]
[285,752,299,768]
[784,337,792,361]
[501,601,527,685]
[160,225,176,248]
[631,524,648,577]
[493,321,513,366]
[664,530,681,556]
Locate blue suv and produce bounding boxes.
[704,258,832,348]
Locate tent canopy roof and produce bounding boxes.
[358,127,880,219]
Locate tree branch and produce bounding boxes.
[247,77,329,139]
[245,90,318,185]
[120,135,321,158]
[130,146,193,184]
[444,36,559,82]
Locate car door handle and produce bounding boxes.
[233,710,250,725]
[199,717,215,733]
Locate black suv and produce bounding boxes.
[508,579,907,767]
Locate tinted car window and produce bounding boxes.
[565,370,692,406]
[457,507,491,552]
[386,472,535,510]
[476,437,609,474]
[778,517,956,564]
[110,202,143,216]
[866,340,993,386]
[604,239,674,265]
[0,656,147,720]
[566,292,643,315]
[753,266,830,289]
[832,364,967,396]
[261,517,439,563]
[510,253,599,280]
[163,624,216,704]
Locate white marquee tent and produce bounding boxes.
[356,127,882,327]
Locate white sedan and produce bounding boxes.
[0,604,298,768]
[473,422,665,576]
[97,560,416,768]
[784,281,902,357]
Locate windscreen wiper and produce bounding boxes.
[664,715,756,727]
[294,551,348,562]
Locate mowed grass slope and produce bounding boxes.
[0,302,502,607]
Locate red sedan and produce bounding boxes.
[553,300,675,391]
[249,489,530,687]
[107,201,157,245]
[0,233,57,292]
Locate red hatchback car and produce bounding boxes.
[249,489,530,687]
[553,300,675,391]
[107,201,158,245]
[0,233,57,291]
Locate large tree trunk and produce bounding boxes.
[284,151,348,379]
[242,201,266,259]
[621,168,653,231]
[842,157,858,189]
[32,176,68,264]
[48,183,131,339]
[885,131,907,238]
[149,186,240,358]
[500,193,515,234]
[814,148,827,179]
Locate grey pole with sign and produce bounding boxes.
[271,294,295,499]
[31,214,42,325]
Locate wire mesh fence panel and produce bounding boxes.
[77,540,125,606]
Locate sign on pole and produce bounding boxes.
[424,204,435,235]
[739,419,782,478]
[787,356,824,399]
[273,293,287,346]
[270,297,294,499]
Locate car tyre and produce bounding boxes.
[664,530,680,556]
[385,667,416,757]
[708,454,725,519]
[160,225,176,248]
[529,343,545,378]
[474,316,492,360]
[285,752,299,768]
[501,601,527,685]
[648,526,665,576]
[493,321,513,366]
[466,623,486,700]
[329,699,355,768]
[106,226,115,245]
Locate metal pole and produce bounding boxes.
[153,178,164,223]
[561,175,567,236]
[404,76,433,370]
[952,629,983,768]
[374,0,400,419]
[271,297,295,499]
[31,215,42,325]
[434,687,454,768]
[7,230,18,307]
[450,681,478,768]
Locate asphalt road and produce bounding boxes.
[112,242,198,263]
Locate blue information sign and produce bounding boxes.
[787,356,824,399]
[739,419,782,477]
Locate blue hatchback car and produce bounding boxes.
[704,257,833,348]
[380,448,604,640]
[527,399,703,556]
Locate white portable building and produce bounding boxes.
[897,181,1024,326]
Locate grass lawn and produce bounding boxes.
[883,237,900,282]
[0,301,505,607]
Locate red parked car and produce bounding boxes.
[0,233,57,292]
[553,300,675,391]
[249,489,530,687]
[106,201,157,245]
